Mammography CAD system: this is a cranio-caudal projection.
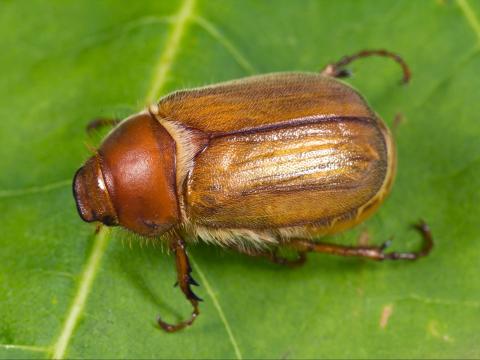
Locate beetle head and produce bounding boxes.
[73,112,179,236]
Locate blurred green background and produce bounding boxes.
[1,0,479,358]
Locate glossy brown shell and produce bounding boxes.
[154,72,395,235]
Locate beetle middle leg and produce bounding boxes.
[320,49,411,84]
[157,235,202,332]
[284,221,433,261]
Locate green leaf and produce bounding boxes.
[1,0,480,358]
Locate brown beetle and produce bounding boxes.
[73,50,433,332]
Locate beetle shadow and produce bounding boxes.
[190,242,380,277]
[113,240,184,323]
[200,245,415,296]
[112,230,411,321]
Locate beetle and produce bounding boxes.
[73,49,433,332]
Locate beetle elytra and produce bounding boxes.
[73,50,433,332]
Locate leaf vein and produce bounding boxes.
[50,227,111,359]
[144,0,196,104]
[0,179,70,199]
[0,344,49,353]
[193,15,256,74]
[457,0,480,45]
[191,257,243,360]
[49,1,200,357]
[397,293,480,308]
[412,45,480,110]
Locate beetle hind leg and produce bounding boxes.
[157,235,202,332]
[381,220,433,260]
[320,49,411,84]
[285,220,433,261]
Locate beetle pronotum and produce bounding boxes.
[73,49,433,332]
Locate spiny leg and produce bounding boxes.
[320,49,411,84]
[284,221,433,261]
[157,235,202,332]
[233,245,307,268]
[86,118,121,135]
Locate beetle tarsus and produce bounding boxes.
[379,238,393,251]
[321,49,411,84]
[157,235,201,332]
[413,220,434,257]
[157,303,199,333]
[379,220,433,260]
[285,220,433,261]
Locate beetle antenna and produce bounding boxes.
[321,49,411,84]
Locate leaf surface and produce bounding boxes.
[1,0,480,358]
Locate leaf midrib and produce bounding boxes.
[51,226,111,359]
[46,0,244,358]
[457,0,480,45]
[48,0,196,358]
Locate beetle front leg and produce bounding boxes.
[285,221,433,261]
[157,236,202,332]
[320,49,411,84]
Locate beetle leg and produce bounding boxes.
[86,118,120,135]
[285,221,433,261]
[157,236,202,332]
[270,249,307,267]
[320,49,411,84]
[233,246,307,267]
